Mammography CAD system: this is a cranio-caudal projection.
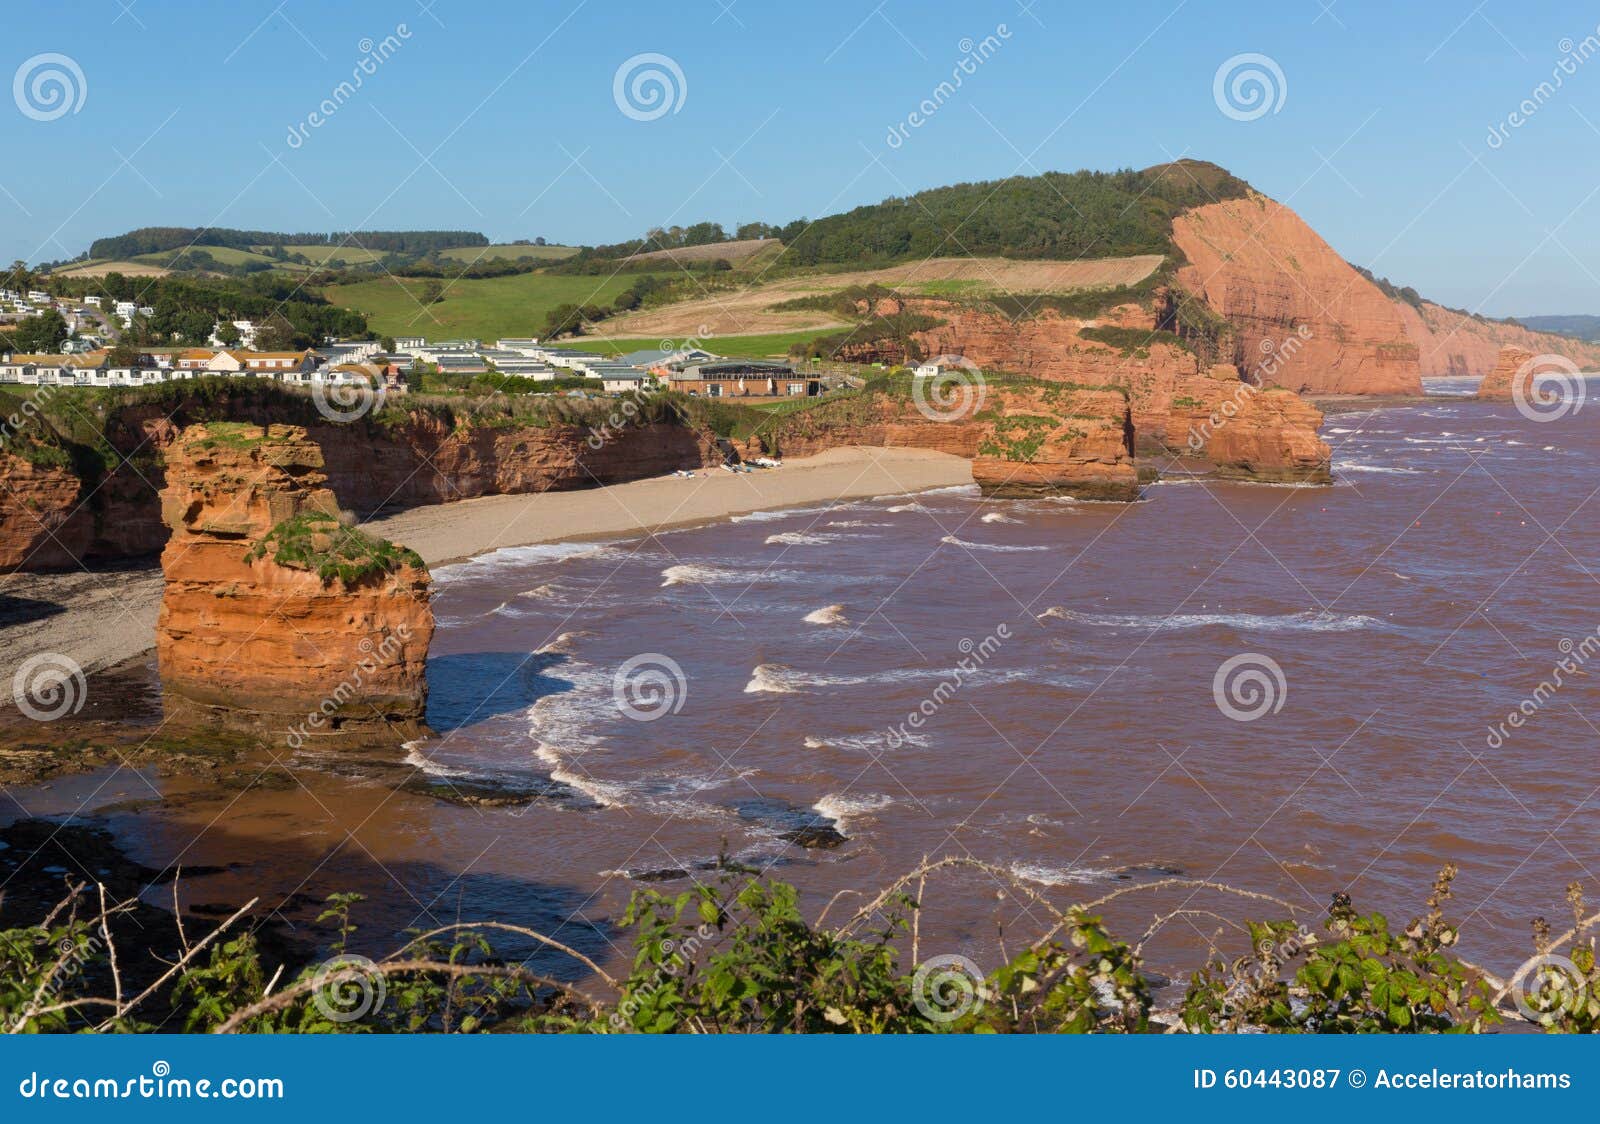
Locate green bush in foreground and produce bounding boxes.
[3,862,1596,1033]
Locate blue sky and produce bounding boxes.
[1,0,1597,315]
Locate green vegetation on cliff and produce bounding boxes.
[248,512,423,584]
[775,161,1250,266]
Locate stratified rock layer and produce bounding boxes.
[1171,194,1422,395]
[156,424,433,740]
[743,382,1138,500]
[1474,346,1537,399]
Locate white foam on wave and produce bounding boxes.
[751,661,1083,694]
[804,731,929,752]
[404,743,471,779]
[1011,861,1119,887]
[981,511,1024,524]
[812,793,893,831]
[1038,607,1381,632]
[886,502,926,513]
[662,562,801,587]
[536,630,589,655]
[731,502,845,524]
[1337,462,1419,475]
[941,534,1048,552]
[804,604,847,626]
[765,531,845,547]
[825,519,894,528]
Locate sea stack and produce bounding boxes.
[156,423,433,743]
[1167,364,1333,484]
[1475,345,1539,399]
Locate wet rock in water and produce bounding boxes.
[731,797,849,850]
[782,823,849,849]
[398,772,601,811]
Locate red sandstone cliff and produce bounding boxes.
[744,383,1139,499]
[1396,302,1600,378]
[156,423,433,740]
[1171,195,1421,395]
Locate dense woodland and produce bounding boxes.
[87,228,489,260]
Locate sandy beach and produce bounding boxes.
[0,446,971,682]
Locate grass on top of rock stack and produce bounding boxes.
[247,511,423,585]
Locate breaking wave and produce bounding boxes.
[804,604,847,626]
[941,535,1049,552]
[1037,607,1381,632]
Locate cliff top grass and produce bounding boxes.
[248,511,424,585]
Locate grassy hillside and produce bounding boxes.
[436,244,577,263]
[324,271,669,339]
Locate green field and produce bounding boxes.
[436,243,577,263]
[584,329,835,359]
[135,246,285,268]
[274,244,387,265]
[324,271,669,340]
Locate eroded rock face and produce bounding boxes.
[744,384,1139,500]
[0,455,93,571]
[1171,195,1422,395]
[896,299,1331,483]
[1168,366,1332,484]
[156,424,433,742]
[1398,304,1600,378]
[1475,346,1536,399]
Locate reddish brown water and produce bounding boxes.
[7,385,1598,990]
